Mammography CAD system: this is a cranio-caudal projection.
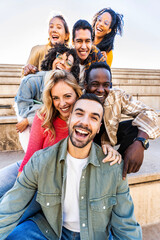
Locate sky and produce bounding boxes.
[0,0,160,69]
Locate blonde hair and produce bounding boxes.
[37,70,82,138]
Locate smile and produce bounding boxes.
[96,27,103,32]
[56,64,64,70]
[60,106,70,112]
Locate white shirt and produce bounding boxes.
[63,152,88,232]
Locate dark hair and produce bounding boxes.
[92,8,124,52]
[85,62,112,84]
[41,43,80,82]
[51,15,70,44]
[74,93,104,115]
[72,19,93,41]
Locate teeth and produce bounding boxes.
[97,95,104,98]
[97,27,102,32]
[61,107,69,112]
[76,129,88,135]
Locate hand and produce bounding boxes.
[101,51,107,61]
[17,172,22,178]
[122,141,144,180]
[23,64,38,76]
[16,118,29,133]
[102,144,122,165]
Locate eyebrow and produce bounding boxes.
[75,108,101,119]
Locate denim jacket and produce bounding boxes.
[0,138,142,240]
[15,71,46,125]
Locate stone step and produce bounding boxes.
[112,85,160,94]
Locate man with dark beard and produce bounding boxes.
[0,94,141,240]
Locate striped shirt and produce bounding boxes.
[102,88,160,146]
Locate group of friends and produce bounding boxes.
[0,7,160,240]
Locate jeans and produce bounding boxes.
[6,221,80,240]
[0,160,22,198]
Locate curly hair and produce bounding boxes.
[41,43,80,82]
[92,8,124,52]
[37,69,82,139]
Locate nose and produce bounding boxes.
[52,26,57,32]
[97,85,105,93]
[80,114,89,127]
[59,58,65,66]
[81,41,87,49]
[59,98,66,107]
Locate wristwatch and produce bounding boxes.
[133,137,149,150]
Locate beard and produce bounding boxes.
[69,125,96,148]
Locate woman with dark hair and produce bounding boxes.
[23,14,70,76]
[92,8,124,67]
[41,43,80,81]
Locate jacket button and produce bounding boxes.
[47,202,50,206]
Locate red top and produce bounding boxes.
[19,114,68,172]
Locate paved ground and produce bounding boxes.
[0,138,160,239]
[0,138,160,173]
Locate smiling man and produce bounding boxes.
[0,93,141,240]
[85,62,160,179]
[72,19,106,86]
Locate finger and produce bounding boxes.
[122,159,129,180]
[118,154,122,164]
[110,155,120,166]
[102,151,112,163]
[102,145,107,155]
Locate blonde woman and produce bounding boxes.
[0,70,82,197]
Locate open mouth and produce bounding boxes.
[96,27,103,32]
[74,127,90,139]
[60,106,70,113]
[52,35,59,41]
[55,64,64,70]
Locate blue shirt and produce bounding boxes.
[15,71,46,125]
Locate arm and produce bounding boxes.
[0,156,38,239]
[110,167,142,239]
[121,91,160,139]
[122,130,148,179]
[21,46,40,77]
[16,118,29,133]
[101,50,113,67]
[18,114,45,173]
[15,75,42,125]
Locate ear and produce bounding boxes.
[107,28,112,34]
[97,122,102,134]
[65,33,69,41]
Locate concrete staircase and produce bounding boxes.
[112,68,160,110]
[0,64,23,150]
[0,64,160,237]
[0,64,160,151]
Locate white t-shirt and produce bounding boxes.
[63,152,88,232]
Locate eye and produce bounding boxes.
[104,21,110,26]
[103,83,110,88]
[56,53,63,59]
[76,112,83,116]
[65,94,72,98]
[97,16,101,22]
[91,82,99,87]
[66,61,73,67]
[52,96,58,100]
[91,116,98,121]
